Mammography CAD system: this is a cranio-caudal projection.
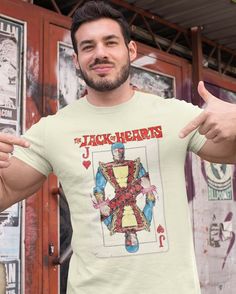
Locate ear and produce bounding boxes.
[128,40,137,62]
[72,53,80,70]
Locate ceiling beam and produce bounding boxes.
[68,0,85,17]
[110,0,236,70]
[49,0,62,14]
[191,27,203,105]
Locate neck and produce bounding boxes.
[86,80,135,107]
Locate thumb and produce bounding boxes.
[198,81,214,104]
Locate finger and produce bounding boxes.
[0,160,11,168]
[0,151,10,162]
[198,81,216,104]
[198,81,211,103]
[0,133,30,148]
[198,121,212,135]
[179,111,207,138]
[204,129,219,140]
[212,135,223,144]
[0,142,14,153]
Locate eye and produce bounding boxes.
[81,45,94,52]
[107,41,118,46]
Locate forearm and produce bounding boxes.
[198,138,236,164]
[0,172,25,212]
[0,157,46,212]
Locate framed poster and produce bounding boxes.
[57,42,86,108]
[130,65,175,98]
[0,15,25,294]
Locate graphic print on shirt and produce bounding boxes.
[74,125,169,257]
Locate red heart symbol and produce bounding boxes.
[83,160,91,169]
[157,225,164,234]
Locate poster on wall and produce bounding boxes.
[191,83,236,294]
[0,259,20,293]
[57,42,176,109]
[0,15,25,293]
[58,42,86,108]
[130,66,175,98]
[203,162,233,201]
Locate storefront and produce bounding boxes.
[0,0,236,293]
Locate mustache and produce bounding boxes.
[89,58,114,69]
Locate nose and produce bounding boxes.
[94,43,108,59]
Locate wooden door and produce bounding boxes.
[43,19,72,294]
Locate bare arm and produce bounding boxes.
[197,139,236,164]
[180,81,236,164]
[0,133,46,212]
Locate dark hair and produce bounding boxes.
[71,1,131,54]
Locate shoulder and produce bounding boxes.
[136,90,202,113]
[37,98,87,126]
[136,90,165,104]
[55,98,85,117]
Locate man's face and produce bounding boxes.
[73,18,137,92]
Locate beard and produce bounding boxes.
[79,58,130,92]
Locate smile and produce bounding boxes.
[91,65,114,74]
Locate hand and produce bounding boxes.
[141,176,151,189]
[179,81,236,143]
[0,133,30,168]
[100,204,111,217]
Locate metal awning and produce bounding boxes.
[32,0,236,77]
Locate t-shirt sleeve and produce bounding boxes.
[186,105,207,154]
[13,117,53,177]
[188,130,206,154]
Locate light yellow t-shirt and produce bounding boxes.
[14,91,206,294]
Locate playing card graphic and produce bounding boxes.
[89,137,168,257]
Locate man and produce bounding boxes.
[0,1,236,293]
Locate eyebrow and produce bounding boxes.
[79,35,120,47]
[104,35,120,41]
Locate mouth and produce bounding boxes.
[91,64,114,75]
